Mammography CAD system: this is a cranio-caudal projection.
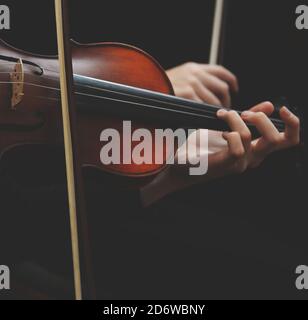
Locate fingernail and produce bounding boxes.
[217,109,227,117]
[241,111,253,118]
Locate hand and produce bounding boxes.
[207,101,300,177]
[166,62,239,107]
[141,102,300,207]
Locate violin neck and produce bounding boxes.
[73,74,285,135]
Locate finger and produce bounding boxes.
[179,88,203,103]
[280,107,300,145]
[221,132,245,166]
[241,111,281,154]
[248,101,275,116]
[199,73,231,108]
[204,65,239,93]
[209,131,243,172]
[193,80,223,106]
[241,111,280,141]
[217,109,252,151]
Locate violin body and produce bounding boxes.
[0,39,174,179]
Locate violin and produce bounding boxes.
[0,39,288,178]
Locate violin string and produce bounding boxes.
[0,82,285,130]
[0,81,60,91]
[32,93,214,118]
[0,81,200,117]
[0,80,285,130]
[0,76,222,118]
[0,80,218,121]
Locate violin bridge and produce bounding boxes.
[10,58,25,110]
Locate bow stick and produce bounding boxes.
[54,0,95,300]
